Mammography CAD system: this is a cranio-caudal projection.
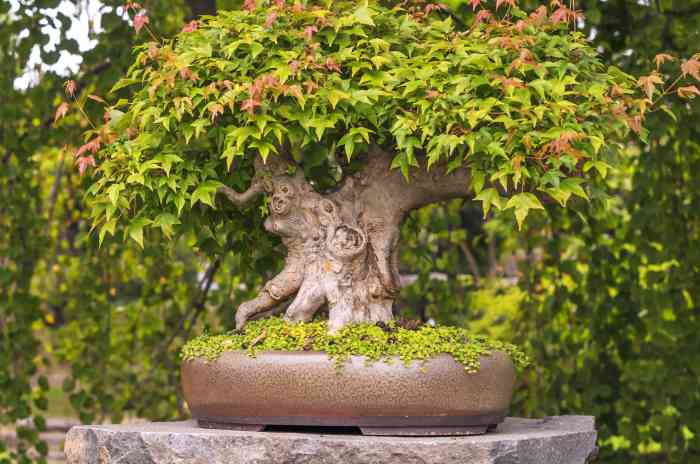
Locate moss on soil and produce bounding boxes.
[181,317,529,373]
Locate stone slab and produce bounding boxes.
[65,415,597,464]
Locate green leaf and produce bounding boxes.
[126,217,152,248]
[227,126,259,150]
[583,160,612,179]
[126,173,145,185]
[474,188,504,218]
[191,180,225,207]
[560,178,588,200]
[98,218,117,247]
[106,183,125,207]
[505,193,544,230]
[326,89,350,109]
[471,168,485,195]
[353,3,375,27]
[154,213,180,238]
[109,78,138,94]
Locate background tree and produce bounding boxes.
[1,1,699,464]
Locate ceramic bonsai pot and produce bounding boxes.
[181,350,516,436]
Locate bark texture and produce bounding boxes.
[220,146,470,333]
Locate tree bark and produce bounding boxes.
[221,146,471,333]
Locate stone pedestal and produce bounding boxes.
[65,416,597,464]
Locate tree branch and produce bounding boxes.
[218,183,265,208]
[458,242,482,284]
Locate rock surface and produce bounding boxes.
[65,416,597,464]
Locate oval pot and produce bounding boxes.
[181,350,515,436]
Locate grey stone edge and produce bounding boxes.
[64,415,597,464]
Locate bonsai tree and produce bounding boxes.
[82,0,688,333]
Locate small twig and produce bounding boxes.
[250,329,268,348]
[458,242,482,284]
[651,73,684,106]
[46,151,65,225]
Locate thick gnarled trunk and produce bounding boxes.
[220,146,470,333]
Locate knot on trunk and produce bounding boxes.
[226,146,470,333]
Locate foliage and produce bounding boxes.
[181,316,530,372]
[86,0,656,256]
[1,1,700,464]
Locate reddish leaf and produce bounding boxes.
[678,85,700,99]
[474,10,491,25]
[265,12,278,28]
[290,60,301,73]
[681,58,700,81]
[260,74,279,88]
[123,2,141,12]
[182,20,198,33]
[285,85,303,100]
[638,73,663,100]
[550,6,570,24]
[76,156,96,176]
[88,94,106,104]
[495,0,517,10]
[304,80,319,94]
[468,0,482,10]
[303,25,318,40]
[498,76,526,90]
[76,138,101,158]
[179,67,199,81]
[292,3,304,13]
[54,102,70,123]
[611,103,627,117]
[550,4,582,24]
[63,80,77,98]
[133,12,149,33]
[243,0,256,11]
[325,57,341,73]
[529,5,548,25]
[654,53,674,70]
[611,84,626,98]
[273,0,285,7]
[626,115,643,134]
[209,103,224,122]
[550,131,583,154]
[426,90,440,99]
[241,97,262,114]
[424,3,446,14]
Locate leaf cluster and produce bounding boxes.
[87,0,647,247]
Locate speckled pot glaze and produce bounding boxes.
[181,350,516,435]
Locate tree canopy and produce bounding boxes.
[1,1,700,463]
[86,0,651,253]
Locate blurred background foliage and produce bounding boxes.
[0,0,699,462]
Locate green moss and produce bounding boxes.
[181,317,530,373]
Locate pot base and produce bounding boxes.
[198,419,492,436]
[196,412,505,436]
